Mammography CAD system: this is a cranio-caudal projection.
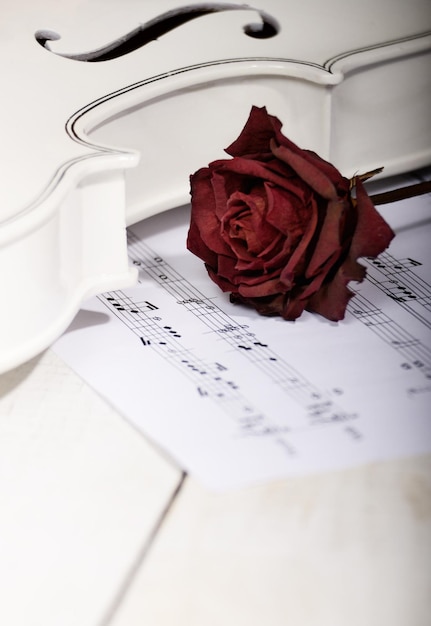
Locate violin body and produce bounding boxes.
[1,0,430,373]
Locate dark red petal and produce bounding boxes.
[271,127,348,190]
[265,183,312,238]
[210,170,231,220]
[305,198,346,278]
[226,105,348,192]
[306,181,394,321]
[260,238,297,274]
[350,178,395,258]
[216,253,241,282]
[282,250,340,320]
[230,292,286,317]
[270,140,338,201]
[279,198,320,285]
[186,219,218,267]
[234,264,282,286]
[225,106,282,157]
[304,251,342,299]
[306,264,357,321]
[216,157,300,193]
[224,192,279,256]
[189,168,232,256]
[237,276,283,298]
[206,263,237,292]
[282,295,308,321]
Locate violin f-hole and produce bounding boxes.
[35,3,280,62]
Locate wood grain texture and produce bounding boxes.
[0,349,182,626]
[110,456,431,626]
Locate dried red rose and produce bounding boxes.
[187,106,395,321]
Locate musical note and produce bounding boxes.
[363,252,431,329]
[347,290,431,378]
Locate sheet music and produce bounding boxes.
[53,171,431,490]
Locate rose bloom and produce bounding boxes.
[187,106,394,321]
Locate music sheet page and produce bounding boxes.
[53,172,431,490]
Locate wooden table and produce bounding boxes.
[1,348,430,626]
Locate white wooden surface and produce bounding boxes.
[1,349,430,626]
[0,349,181,626]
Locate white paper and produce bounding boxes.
[53,171,431,490]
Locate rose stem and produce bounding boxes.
[369,180,431,205]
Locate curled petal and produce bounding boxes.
[230,292,286,317]
[216,157,305,193]
[306,180,394,321]
[187,219,218,267]
[216,254,241,284]
[207,263,237,292]
[221,191,277,257]
[225,105,282,157]
[305,198,346,278]
[306,264,357,321]
[270,139,338,201]
[282,295,308,321]
[282,249,341,320]
[237,275,283,298]
[211,170,232,220]
[265,183,312,237]
[350,177,395,258]
[279,197,319,286]
[189,169,231,256]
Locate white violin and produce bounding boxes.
[1,0,430,373]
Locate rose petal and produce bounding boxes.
[306,264,357,321]
[279,197,320,285]
[284,146,348,190]
[237,275,283,298]
[230,292,286,317]
[270,140,338,201]
[211,170,245,220]
[206,262,237,292]
[189,168,232,256]
[234,264,282,286]
[265,183,312,237]
[227,105,349,193]
[282,294,308,320]
[305,198,346,278]
[304,180,394,321]
[271,123,348,190]
[281,249,340,320]
[216,157,301,192]
[350,178,395,258]
[222,191,278,256]
[225,106,282,157]
[186,219,218,267]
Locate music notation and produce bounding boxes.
[347,290,431,379]
[101,246,357,442]
[127,231,361,427]
[101,289,274,439]
[363,252,431,328]
[53,186,431,490]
